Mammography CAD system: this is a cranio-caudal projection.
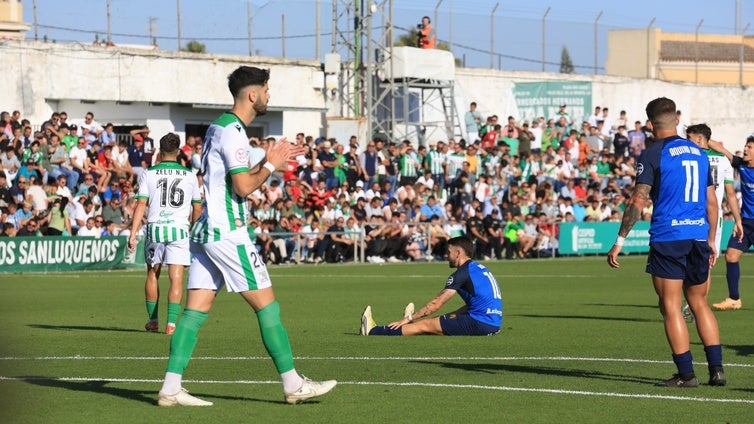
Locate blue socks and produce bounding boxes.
[672,351,694,378]
[726,262,740,300]
[704,345,723,367]
[368,325,403,336]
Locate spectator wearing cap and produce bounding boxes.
[126,132,147,182]
[518,122,533,156]
[550,103,571,125]
[316,140,339,190]
[352,196,367,222]
[80,125,97,144]
[501,127,519,156]
[60,124,79,153]
[130,126,154,153]
[483,208,504,259]
[344,142,361,187]
[530,119,543,155]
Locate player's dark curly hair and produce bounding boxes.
[228,66,270,99]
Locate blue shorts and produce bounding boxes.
[439,313,500,336]
[645,240,711,286]
[726,219,754,252]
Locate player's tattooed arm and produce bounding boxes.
[413,289,456,320]
[618,183,650,238]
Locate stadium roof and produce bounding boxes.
[660,40,754,62]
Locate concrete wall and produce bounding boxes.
[0,40,326,141]
[455,68,754,146]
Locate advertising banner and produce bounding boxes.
[0,236,145,273]
[513,81,592,125]
[559,220,742,255]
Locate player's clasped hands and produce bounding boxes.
[265,137,306,169]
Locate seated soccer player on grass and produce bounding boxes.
[360,236,502,336]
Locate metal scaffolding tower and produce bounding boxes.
[329,0,462,145]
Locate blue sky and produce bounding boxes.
[22,0,753,73]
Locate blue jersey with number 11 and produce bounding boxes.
[636,135,712,243]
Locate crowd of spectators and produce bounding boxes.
[0,104,742,265]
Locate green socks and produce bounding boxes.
[146,300,158,321]
[165,309,208,375]
[256,301,295,374]
[167,302,181,325]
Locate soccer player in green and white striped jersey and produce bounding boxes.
[128,133,202,335]
[155,66,336,407]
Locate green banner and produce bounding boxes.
[0,236,145,273]
[559,220,742,255]
[513,81,592,125]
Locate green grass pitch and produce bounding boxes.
[1,255,752,423]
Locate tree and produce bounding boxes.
[185,40,206,53]
[560,46,574,74]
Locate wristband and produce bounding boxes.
[615,236,625,246]
[263,162,276,173]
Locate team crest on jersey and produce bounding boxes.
[636,163,644,176]
[235,148,248,163]
[446,276,454,287]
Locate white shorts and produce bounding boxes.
[714,215,723,258]
[187,229,272,293]
[144,237,191,266]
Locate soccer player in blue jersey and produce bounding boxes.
[360,236,502,336]
[707,136,754,311]
[607,97,725,387]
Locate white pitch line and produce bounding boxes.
[0,376,751,404]
[0,355,752,368]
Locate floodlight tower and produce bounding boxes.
[330,0,461,145]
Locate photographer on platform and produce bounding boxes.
[417,16,435,49]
